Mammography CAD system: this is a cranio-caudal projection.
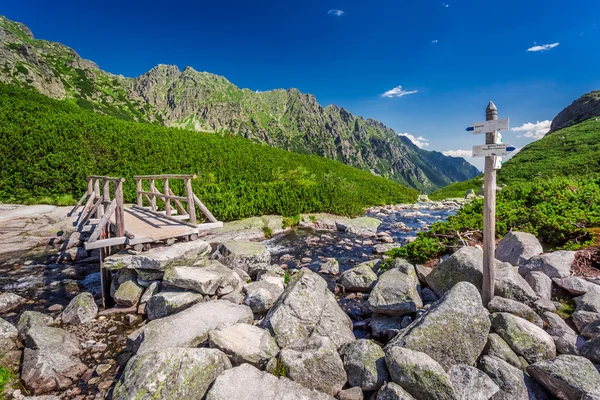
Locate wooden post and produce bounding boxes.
[114,180,125,238]
[185,178,197,225]
[164,178,171,217]
[482,101,498,306]
[150,179,157,212]
[136,179,143,207]
[87,177,93,196]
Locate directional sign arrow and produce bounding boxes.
[470,118,510,135]
[472,143,516,157]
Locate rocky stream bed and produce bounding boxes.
[1,201,600,400]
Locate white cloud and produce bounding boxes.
[442,149,471,158]
[381,86,418,98]
[398,133,429,148]
[511,120,552,140]
[431,39,439,44]
[328,9,344,16]
[527,42,559,52]
[443,3,449,7]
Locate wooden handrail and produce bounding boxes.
[87,175,126,182]
[133,174,197,180]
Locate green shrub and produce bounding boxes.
[262,226,273,238]
[387,236,445,263]
[0,366,14,394]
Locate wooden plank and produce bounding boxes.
[131,205,197,228]
[168,188,188,216]
[84,236,127,250]
[136,179,143,207]
[137,191,187,202]
[185,178,197,225]
[87,175,126,182]
[88,199,117,243]
[134,174,197,180]
[95,179,104,219]
[115,181,125,238]
[69,192,88,217]
[193,194,218,223]
[149,179,157,211]
[164,178,171,217]
[79,196,102,228]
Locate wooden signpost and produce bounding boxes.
[468,102,515,305]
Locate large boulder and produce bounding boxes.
[112,348,231,400]
[449,364,500,400]
[369,314,405,342]
[495,231,543,266]
[163,261,241,296]
[146,290,203,320]
[336,217,381,237]
[0,292,25,314]
[490,313,556,364]
[338,262,378,292]
[385,346,456,400]
[553,276,600,296]
[261,269,354,349]
[478,355,550,400]
[243,281,283,314]
[494,262,538,305]
[279,336,347,396]
[542,311,582,355]
[483,333,525,369]
[525,272,553,300]
[387,282,490,370]
[114,280,143,307]
[0,317,17,356]
[342,339,389,391]
[208,323,279,368]
[582,319,600,339]
[376,382,416,400]
[104,240,211,271]
[128,300,253,355]
[572,311,600,333]
[574,292,600,313]
[526,355,600,400]
[487,297,543,328]
[205,363,332,400]
[21,327,87,394]
[17,311,54,341]
[61,292,98,325]
[368,261,422,316]
[214,240,271,272]
[580,336,600,363]
[519,251,576,279]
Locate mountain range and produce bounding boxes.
[0,15,479,192]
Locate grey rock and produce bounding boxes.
[337,387,363,400]
[0,292,25,314]
[45,247,88,264]
[128,300,253,355]
[17,311,54,341]
[581,319,600,339]
[526,355,600,400]
[104,240,211,271]
[533,298,557,313]
[220,289,245,304]
[543,311,576,337]
[214,240,271,272]
[574,292,600,313]
[279,336,347,396]
[338,262,378,292]
[542,311,583,355]
[342,339,389,391]
[139,281,160,304]
[495,231,543,266]
[367,263,422,316]
[490,312,556,363]
[369,314,405,342]
[208,323,279,368]
[246,263,273,279]
[483,333,524,369]
[387,282,490,370]
[385,346,456,400]
[146,290,203,320]
[136,269,164,281]
[572,311,600,333]
[580,336,600,363]
[205,363,332,400]
[21,327,87,394]
[335,216,381,237]
[243,280,283,314]
[525,272,553,300]
[114,280,143,307]
[487,296,543,328]
[494,262,538,305]
[449,364,500,400]
[61,292,98,325]
[478,355,551,400]
[319,259,339,275]
[373,243,403,254]
[233,267,251,282]
[376,382,416,399]
[163,261,241,296]
[420,287,438,304]
[519,251,576,279]
[261,268,355,349]
[554,276,600,296]
[0,317,17,355]
[414,264,432,284]
[112,348,232,400]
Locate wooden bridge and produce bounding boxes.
[70,174,223,251]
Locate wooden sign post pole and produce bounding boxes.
[482,101,498,306]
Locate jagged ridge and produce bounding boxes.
[0,15,479,192]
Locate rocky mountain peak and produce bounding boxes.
[549,89,600,133]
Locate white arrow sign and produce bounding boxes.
[470,118,510,135]
[472,143,517,157]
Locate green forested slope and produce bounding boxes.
[0,84,418,220]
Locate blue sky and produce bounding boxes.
[3,0,600,170]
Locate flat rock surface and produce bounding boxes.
[104,240,211,271]
[208,323,279,368]
[519,251,576,279]
[163,261,241,296]
[368,261,422,316]
[495,231,543,266]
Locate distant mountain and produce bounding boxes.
[549,90,600,134]
[0,15,479,192]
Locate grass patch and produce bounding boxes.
[0,366,15,395]
[429,176,483,201]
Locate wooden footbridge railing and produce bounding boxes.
[70,175,222,251]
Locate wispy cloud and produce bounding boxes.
[511,120,552,139]
[431,39,439,44]
[381,86,418,98]
[442,3,449,7]
[398,133,429,148]
[328,9,344,17]
[527,42,559,52]
[442,149,471,158]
